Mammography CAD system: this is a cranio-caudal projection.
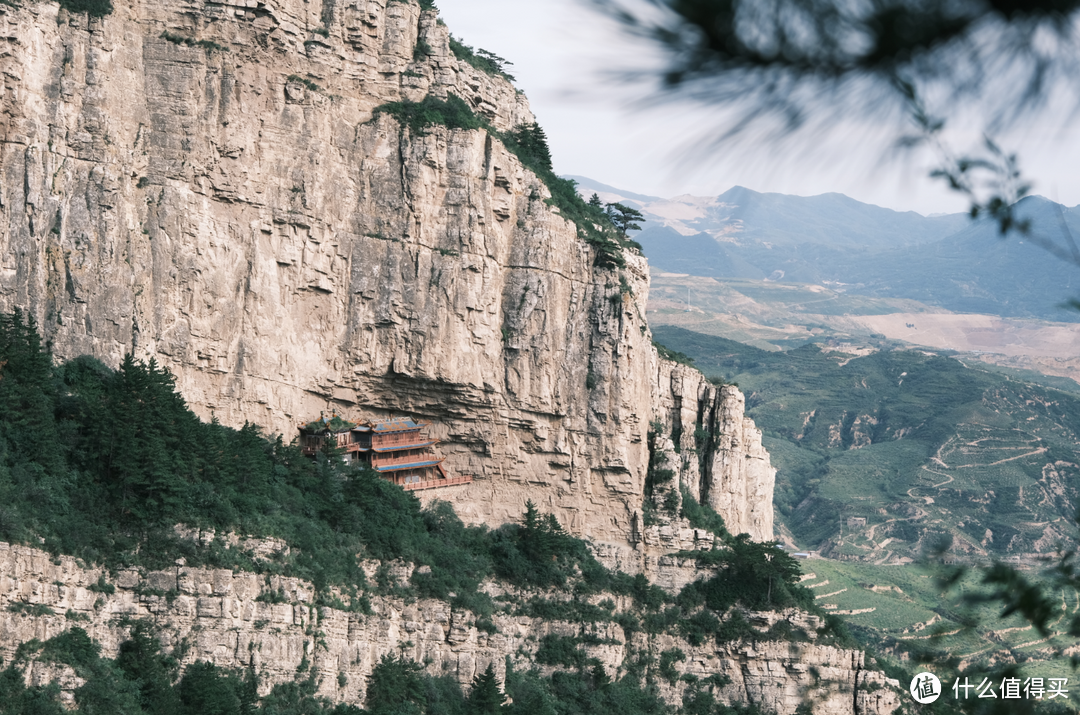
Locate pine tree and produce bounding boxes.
[604,203,645,239]
[114,623,182,715]
[365,654,426,715]
[467,664,506,714]
[177,661,242,715]
[507,123,552,173]
[0,309,62,472]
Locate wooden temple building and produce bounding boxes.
[299,414,472,491]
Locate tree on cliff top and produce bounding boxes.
[605,203,645,240]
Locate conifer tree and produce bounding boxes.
[365,654,426,715]
[604,203,645,239]
[467,664,506,714]
[0,309,62,474]
[115,623,182,715]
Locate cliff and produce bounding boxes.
[0,2,906,712]
[0,0,774,558]
[0,542,900,715]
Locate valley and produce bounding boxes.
[648,271,1080,391]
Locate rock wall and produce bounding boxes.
[638,365,776,578]
[0,542,900,715]
[0,0,774,559]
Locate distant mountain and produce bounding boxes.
[846,196,1080,318]
[569,176,1080,321]
[562,175,662,204]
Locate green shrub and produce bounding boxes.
[7,602,54,617]
[680,489,730,539]
[448,36,514,81]
[535,634,586,669]
[286,74,321,92]
[679,609,722,646]
[373,93,486,136]
[40,628,100,670]
[160,31,228,52]
[255,588,289,604]
[658,647,686,685]
[413,38,432,62]
[59,0,111,17]
[653,340,695,366]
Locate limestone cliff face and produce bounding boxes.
[0,542,900,715]
[650,365,775,540]
[0,0,773,556]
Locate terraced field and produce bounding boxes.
[802,558,1080,701]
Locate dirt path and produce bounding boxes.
[920,465,954,488]
[906,487,934,504]
[953,446,1047,468]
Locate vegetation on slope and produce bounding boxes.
[654,325,1080,710]
[373,94,488,136]
[57,0,113,17]
[0,623,680,715]
[371,92,640,268]
[448,35,515,82]
[0,310,848,714]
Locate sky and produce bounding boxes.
[436,0,1080,216]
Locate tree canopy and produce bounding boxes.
[592,0,1080,135]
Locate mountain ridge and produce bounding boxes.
[571,176,1080,320]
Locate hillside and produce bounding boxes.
[652,325,1080,562]
[0,0,784,565]
[651,326,1080,697]
[0,0,902,712]
[0,311,898,714]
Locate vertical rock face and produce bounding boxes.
[0,0,774,557]
[646,364,775,540]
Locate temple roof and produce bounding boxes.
[372,417,426,432]
[375,460,444,473]
[299,415,431,436]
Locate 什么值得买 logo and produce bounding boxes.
[910,672,941,704]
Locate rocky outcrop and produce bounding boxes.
[640,366,776,575]
[648,367,777,540]
[0,0,775,558]
[0,542,900,715]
